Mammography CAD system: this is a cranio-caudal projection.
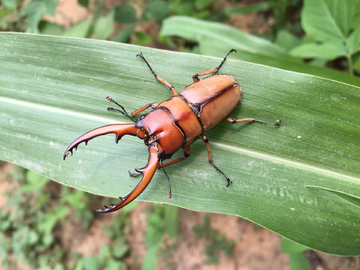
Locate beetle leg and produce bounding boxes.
[63,124,147,160]
[96,145,160,213]
[158,147,191,168]
[226,117,281,126]
[128,170,142,177]
[192,49,237,82]
[201,134,232,187]
[107,96,159,119]
[137,52,178,96]
[131,102,158,118]
[160,160,172,199]
[128,150,180,199]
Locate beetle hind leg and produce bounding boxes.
[226,117,281,126]
[192,49,236,82]
[201,134,232,187]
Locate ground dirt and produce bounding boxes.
[2,0,360,269]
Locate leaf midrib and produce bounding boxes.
[3,96,358,186]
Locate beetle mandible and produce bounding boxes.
[63,49,281,213]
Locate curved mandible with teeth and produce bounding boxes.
[63,124,147,160]
[96,145,159,213]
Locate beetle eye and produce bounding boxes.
[139,115,145,120]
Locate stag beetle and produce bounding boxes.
[63,49,281,213]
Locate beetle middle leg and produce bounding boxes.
[201,134,232,187]
[137,52,178,96]
[192,49,237,83]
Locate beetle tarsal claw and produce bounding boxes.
[128,170,142,177]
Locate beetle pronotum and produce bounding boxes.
[63,49,280,213]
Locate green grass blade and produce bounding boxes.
[160,16,360,86]
[1,33,360,255]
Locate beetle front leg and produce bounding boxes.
[192,49,236,82]
[158,147,191,168]
[137,52,178,96]
[129,146,191,175]
[200,134,232,187]
[131,102,158,118]
[226,117,281,126]
[106,96,158,120]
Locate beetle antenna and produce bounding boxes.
[106,96,135,122]
[161,160,172,199]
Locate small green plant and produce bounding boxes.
[289,0,360,75]
[281,238,311,270]
[193,215,234,265]
[0,165,136,269]
[0,168,69,269]
[0,0,28,32]
[3,0,227,45]
[142,204,179,270]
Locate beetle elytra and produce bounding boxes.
[63,49,280,213]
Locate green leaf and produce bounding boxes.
[114,4,137,24]
[1,33,360,255]
[160,16,360,87]
[78,0,88,8]
[194,0,213,11]
[63,18,92,38]
[289,253,311,270]
[275,30,301,52]
[281,238,309,254]
[164,205,179,239]
[25,0,58,34]
[173,3,194,16]
[38,20,65,36]
[223,2,272,16]
[142,0,170,22]
[290,42,347,60]
[94,9,114,40]
[161,16,288,59]
[2,0,17,9]
[302,0,355,42]
[305,185,360,208]
[354,55,360,74]
[346,24,360,54]
[20,170,50,192]
[110,26,134,43]
[103,259,126,270]
[142,246,158,270]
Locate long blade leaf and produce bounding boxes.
[1,33,360,255]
